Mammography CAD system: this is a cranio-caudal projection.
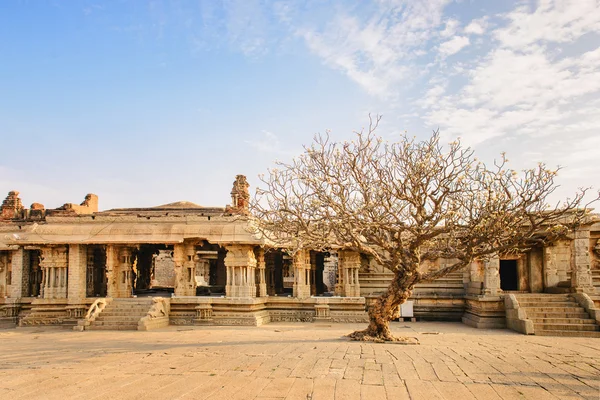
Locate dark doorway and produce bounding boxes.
[28,250,42,297]
[134,244,173,296]
[265,249,292,295]
[311,251,326,295]
[195,242,226,296]
[500,260,518,291]
[86,246,107,297]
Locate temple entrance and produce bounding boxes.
[86,246,107,297]
[500,260,519,291]
[311,251,327,296]
[265,249,292,295]
[134,244,174,297]
[195,242,226,296]
[28,250,42,297]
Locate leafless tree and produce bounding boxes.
[251,116,597,342]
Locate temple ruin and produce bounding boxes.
[1,176,599,336]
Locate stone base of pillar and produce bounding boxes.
[344,284,361,297]
[293,284,311,299]
[115,289,133,299]
[257,283,267,297]
[226,285,256,298]
[175,287,196,297]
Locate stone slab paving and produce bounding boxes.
[0,322,599,399]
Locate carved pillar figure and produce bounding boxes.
[292,249,311,299]
[571,229,594,293]
[255,248,267,297]
[105,245,133,298]
[174,243,197,296]
[322,250,338,295]
[482,255,500,296]
[9,247,28,299]
[224,244,257,298]
[40,246,68,299]
[338,250,361,297]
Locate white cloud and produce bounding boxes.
[438,35,470,56]
[440,18,460,38]
[464,17,487,35]
[495,0,600,49]
[291,1,451,97]
[416,0,600,203]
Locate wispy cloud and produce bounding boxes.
[438,35,470,56]
[287,1,451,97]
[245,130,296,157]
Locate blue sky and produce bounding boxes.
[1,0,599,210]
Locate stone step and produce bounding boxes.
[533,323,599,331]
[514,295,570,300]
[94,319,139,326]
[518,301,579,307]
[104,304,151,309]
[516,297,572,302]
[526,312,590,319]
[99,313,148,319]
[535,330,600,338]
[95,316,144,323]
[520,306,585,313]
[529,318,596,324]
[87,324,139,331]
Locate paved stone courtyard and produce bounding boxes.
[0,322,598,400]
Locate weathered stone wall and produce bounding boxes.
[152,250,175,288]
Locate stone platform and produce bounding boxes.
[0,322,598,399]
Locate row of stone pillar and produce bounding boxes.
[6,244,367,301]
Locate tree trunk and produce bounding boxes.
[348,269,417,342]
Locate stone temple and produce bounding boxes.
[1,175,599,337]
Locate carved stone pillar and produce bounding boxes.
[571,229,594,293]
[224,244,256,298]
[174,243,197,296]
[106,245,133,298]
[482,255,500,296]
[40,246,68,299]
[543,245,559,289]
[339,250,361,297]
[293,249,311,299]
[9,247,28,299]
[323,250,338,295]
[0,251,9,298]
[265,251,276,296]
[67,244,87,302]
[255,248,267,297]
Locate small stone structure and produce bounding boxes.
[1,176,599,334]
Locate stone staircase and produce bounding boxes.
[87,298,153,331]
[359,271,465,297]
[515,294,600,337]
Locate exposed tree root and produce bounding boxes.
[346,329,419,344]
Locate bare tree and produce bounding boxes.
[251,116,597,342]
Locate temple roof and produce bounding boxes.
[153,201,203,209]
